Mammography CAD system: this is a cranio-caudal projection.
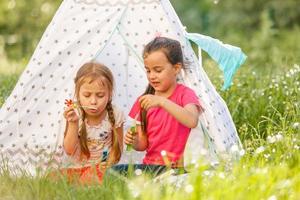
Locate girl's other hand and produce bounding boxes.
[124,129,135,145]
[99,161,107,171]
[139,94,165,110]
[63,107,79,123]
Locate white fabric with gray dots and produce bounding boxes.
[0,0,242,175]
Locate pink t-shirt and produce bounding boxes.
[129,84,201,165]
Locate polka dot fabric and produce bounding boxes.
[0,0,242,174]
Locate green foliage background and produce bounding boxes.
[0,0,299,62]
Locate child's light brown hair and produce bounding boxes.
[71,62,121,165]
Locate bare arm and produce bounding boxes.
[133,125,148,151]
[64,122,79,155]
[124,125,148,151]
[139,95,200,128]
[63,107,80,155]
[159,99,200,128]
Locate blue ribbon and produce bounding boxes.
[185,33,247,90]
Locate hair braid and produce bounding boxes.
[78,109,90,159]
[140,84,155,133]
[106,101,121,165]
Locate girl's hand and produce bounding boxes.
[139,94,166,110]
[99,161,107,172]
[63,107,79,123]
[124,128,136,145]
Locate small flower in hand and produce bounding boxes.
[64,99,78,109]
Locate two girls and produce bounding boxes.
[62,37,203,182]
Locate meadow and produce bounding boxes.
[0,2,299,199]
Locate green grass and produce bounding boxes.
[0,28,299,199]
[0,58,25,106]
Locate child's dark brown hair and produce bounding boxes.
[141,37,184,133]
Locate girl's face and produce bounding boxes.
[144,50,181,96]
[78,78,110,118]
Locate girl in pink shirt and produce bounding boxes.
[111,37,203,176]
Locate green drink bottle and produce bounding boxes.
[126,126,136,151]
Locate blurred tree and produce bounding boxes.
[171,0,300,36]
[0,0,299,62]
[0,0,61,61]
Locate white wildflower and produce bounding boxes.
[203,170,211,176]
[292,122,299,129]
[267,133,283,143]
[255,146,265,154]
[267,136,276,144]
[218,172,225,179]
[210,161,219,167]
[292,138,297,142]
[275,133,283,141]
[264,154,270,159]
[268,195,277,200]
[285,73,290,78]
[185,184,194,193]
[230,144,239,153]
[191,159,197,164]
[134,169,143,176]
[239,149,246,156]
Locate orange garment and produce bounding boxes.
[53,164,105,185]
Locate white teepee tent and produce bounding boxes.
[0,0,246,175]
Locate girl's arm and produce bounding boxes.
[133,125,148,151]
[64,122,79,155]
[63,107,80,155]
[160,100,199,128]
[124,125,148,151]
[139,95,200,128]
